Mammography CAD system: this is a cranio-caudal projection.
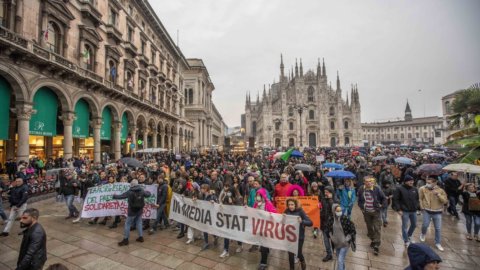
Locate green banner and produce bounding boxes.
[101,107,112,140]
[30,87,58,136]
[0,77,11,140]
[121,113,128,140]
[73,99,90,138]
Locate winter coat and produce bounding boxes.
[286,184,305,197]
[9,184,29,208]
[112,185,151,216]
[336,186,356,210]
[320,195,337,231]
[248,187,271,207]
[59,177,79,196]
[326,204,357,252]
[156,182,168,206]
[274,182,292,198]
[17,223,47,270]
[284,207,312,240]
[357,185,387,212]
[392,184,419,212]
[444,178,462,197]
[418,185,448,212]
[253,188,277,213]
[404,243,442,270]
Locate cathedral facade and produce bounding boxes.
[244,56,362,148]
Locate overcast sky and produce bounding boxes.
[152,0,480,127]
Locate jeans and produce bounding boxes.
[260,246,269,264]
[0,201,7,221]
[464,214,480,235]
[203,232,218,244]
[363,211,382,246]
[342,207,352,218]
[152,204,168,230]
[336,247,349,270]
[421,210,442,244]
[288,238,305,269]
[401,211,417,242]
[322,230,333,256]
[123,212,143,240]
[381,207,388,223]
[65,194,79,217]
[3,204,27,233]
[448,195,459,217]
[224,238,242,252]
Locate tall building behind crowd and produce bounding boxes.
[0,0,225,163]
[243,56,362,147]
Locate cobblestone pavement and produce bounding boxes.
[0,198,479,270]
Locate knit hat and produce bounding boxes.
[404,175,414,182]
[324,186,335,194]
[130,179,139,187]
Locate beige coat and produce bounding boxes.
[419,185,448,212]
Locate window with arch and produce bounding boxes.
[139,79,146,99]
[309,110,314,120]
[275,122,281,131]
[184,89,188,104]
[330,121,335,130]
[0,2,12,28]
[288,107,294,117]
[344,121,349,129]
[159,90,165,108]
[107,60,117,83]
[150,86,156,103]
[126,71,134,91]
[307,87,314,102]
[401,133,405,139]
[329,106,335,116]
[82,44,94,71]
[289,122,294,130]
[46,21,62,54]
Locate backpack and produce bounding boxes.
[130,190,145,210]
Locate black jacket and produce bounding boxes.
[156,182,168,205]
[444,178,461,197]
[392,184,420,212]
[9,184,29,208]
[284,207,313,240]
[113,185,151,216]
[59,177,79,196]
[17,223,47,270]
[320,195,337,231]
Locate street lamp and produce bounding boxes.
[290,104,308,146]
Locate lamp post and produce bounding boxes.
[291,104,308,147]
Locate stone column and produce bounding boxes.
[61,112,75,159]
[142,129,149,149]
[15,105,35,163]
[91,117,102,163]
[114,121,122,160]
[152,130,158,148]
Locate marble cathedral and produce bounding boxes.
[244,56,362,147]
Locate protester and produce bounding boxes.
[283,198,312,270]
[274,173,292,198]
[460,183,480,241]
[254,188,277,270]
[357,177,387,255]
[1,178,29,237]
[149,175,169,234]
[112,179,151,246]
[0,178,8,224]
[405,243,442,270]
[60,171,80,219]
[320,186,337,261]
[393,175,420,246]
[218,182,243,257]
[16,208,47,270]
[336,178,356,218]
[419,177,448,251]
[444,172,463,219]
[327,204,357,270]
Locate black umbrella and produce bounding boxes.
[119,157,144,168]
[294,164,315,172]
[414,164,443,176]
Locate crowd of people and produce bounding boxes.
[1,145,479,270]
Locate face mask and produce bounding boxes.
[426,184,433,189]
[226,192,232,197]
[256,195,262,202]
[335,212,342,217]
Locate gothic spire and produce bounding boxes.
[300,58,303,77]
[317,58,321,78]
[405,99,412,121]
[336,71,341,90]
[295,59,299,77]
[322,58,326,77]
[346,91,349,107]
[280,54,285,81]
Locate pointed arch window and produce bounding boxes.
[309,110,314,120]
[344,121,349,129]
[329,106,335,116]
[330,121,335,130]
[307,87,314,102]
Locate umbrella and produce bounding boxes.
[415,163,443,176]
[119,157,144,168]
[46,168,64,177]
[294,164,315,172]
[395,157,414,165]
[322,163,344,169]
[352,151,360,156]
[291,150,304,158]
[326,170,356,179]
[429,153,447,159]
[443,163,480,174]
[372,156,387,161]
[421,149,434,154]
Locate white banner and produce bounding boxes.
[81,183,157,219]
[169,193,300,254]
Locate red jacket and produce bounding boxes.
[274,182,292,198]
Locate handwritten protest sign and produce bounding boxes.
[81,183,157,219]
[275,196,321,228]
[169,193,300,254]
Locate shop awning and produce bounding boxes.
[30,87,58,136]
[101,107,112,140]
[73,99,90,138]
[0,77,11,140]
[121,113,128,140]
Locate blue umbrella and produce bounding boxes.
[326,170,356,179]
[395,157,413,165]
[322,163,345,169]
[291,150,303,158]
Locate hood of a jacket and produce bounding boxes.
[256,188,270,202]
[286,184,305,196]
[407,243,442,270]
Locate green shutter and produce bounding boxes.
[73,99,90,138]
[121,113,128,140]
[0,77,11,140]
[30,87,58,136]
[101,107,112,140]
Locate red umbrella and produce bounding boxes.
[352,151,360,156]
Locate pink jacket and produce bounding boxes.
[253,188,277,213]
[286,184,305,197]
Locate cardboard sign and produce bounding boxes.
[275,196,321,228]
